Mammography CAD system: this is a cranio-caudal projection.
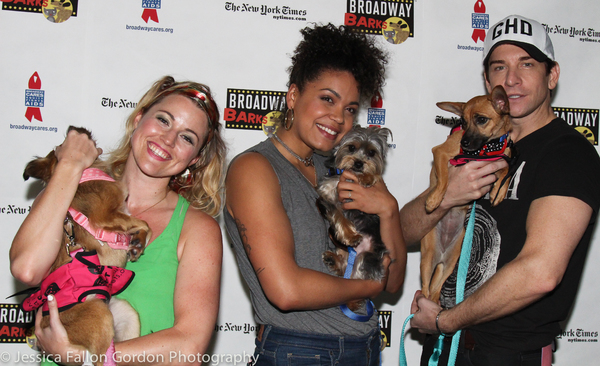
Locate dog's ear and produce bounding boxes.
[23,150,58,183]
[491,86,510,115]
[436,102,465,117]
[67,125,93,140]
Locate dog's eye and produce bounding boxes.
[475,116,489,125]
[348,145,356,152]
[367,150,377,158]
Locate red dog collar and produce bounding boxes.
[22,251,134,315]
[449,128,512,166]
[67,168,130,250]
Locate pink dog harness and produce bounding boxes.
[67,168,130,250]
[22,250,134,315]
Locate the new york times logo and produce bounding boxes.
[557,328,599,343]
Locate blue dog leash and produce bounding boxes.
[340,247,375,322]
[341,247,382,365]
[399,203,477,366]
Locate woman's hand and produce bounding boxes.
[336,170,407,293]
[35,295,85,366]
[337,170,396,217]
[54,128,103,172]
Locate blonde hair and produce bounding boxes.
[104,76,226,217]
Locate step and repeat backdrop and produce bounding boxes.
[1,1,599,365]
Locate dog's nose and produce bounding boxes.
[353,161,364,170]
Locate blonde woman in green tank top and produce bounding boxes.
[10,76,227,365]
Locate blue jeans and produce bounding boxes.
[252,325,381,366]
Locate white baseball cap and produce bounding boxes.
[483,15,555,65]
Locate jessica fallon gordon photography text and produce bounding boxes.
[2,351,258,365]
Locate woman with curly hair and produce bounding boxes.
[11,76,226,365]
[225,24,406,365]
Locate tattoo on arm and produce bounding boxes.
[235,218,251,253]
[256,267,265,276]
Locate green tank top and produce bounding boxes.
[117,194,188,335]
[42,196,188,365]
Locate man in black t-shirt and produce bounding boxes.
[401,14,600,366]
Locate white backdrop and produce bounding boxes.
[1,1,599,365]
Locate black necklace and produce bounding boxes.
[272,134,314,167]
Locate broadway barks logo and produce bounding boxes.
[224,88,287,135]
[345,0,414,44]
[378,310,392,348]
[553,107,599,145]
[0,304,34,344]
[2,0,78,22]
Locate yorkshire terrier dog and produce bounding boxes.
[20,126,150,365]
[317,125,391,298]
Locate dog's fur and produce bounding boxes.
[317,125,391,310]
[23,126,150,364]
[421,86,513,303]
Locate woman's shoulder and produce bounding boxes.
[178,206,222,255]
[183,206,220,234]
[227,150,278,186]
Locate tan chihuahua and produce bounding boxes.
[20,126,150,365]
[421,85,514,303]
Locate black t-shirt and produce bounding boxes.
[439,118,600,351]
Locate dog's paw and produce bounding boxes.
[127,228,149,261]
[358,174,379,188]
[322,251,337,270]
[322,250,345,276]
[346,299,365,312]
[424,194,442,214]
[345,233,363,248]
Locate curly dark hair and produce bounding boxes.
[287,23,388,102]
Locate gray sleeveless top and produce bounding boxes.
[224,138,377,336]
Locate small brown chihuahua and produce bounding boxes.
[421,85,514,303]
[21,126,150,365]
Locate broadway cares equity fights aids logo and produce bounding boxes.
[1,0,78,23]
[456,0,487,53]
[345,0,414,45]
[224,88,287,136]
[142,0,160,23]
[25,72,44,122]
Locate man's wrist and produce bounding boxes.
[435,308,454,337]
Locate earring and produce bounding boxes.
[284,108,294,131]
[180,168,191,180]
